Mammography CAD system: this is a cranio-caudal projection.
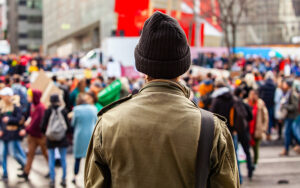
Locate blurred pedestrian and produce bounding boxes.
[85,91,102,111]
[11,75,28,115]
[41,94,70,187]
[259,71,276,140]
[280,79,299,156]
[274,77,284,140]
[71,94,97,184]
[234,87,254,181]
[0,87,27,181]
[18,89,48,180]
[70,79,88,107]
[245,89,269,167]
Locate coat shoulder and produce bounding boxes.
[97,94,133,116]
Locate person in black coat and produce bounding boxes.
[234,87,254,179]
[41,94,71,187]
[259,72,276,140]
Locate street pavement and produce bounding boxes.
[0,154,85,188]
[241,146,300,188]
[0,145,299,187]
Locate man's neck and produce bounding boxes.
[145,77,180,83]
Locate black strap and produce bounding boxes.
[195,109,215,188]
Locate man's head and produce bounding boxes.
[282,79,293,92]
[135,11,191,80]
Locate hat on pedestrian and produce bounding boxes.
[134,11,191,79]
[50,94,60,104]
[0,87,14,96]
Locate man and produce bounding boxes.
[85,12,239,188]
[280,79,299,156]
[259,71,276,140]
[210,79,247,182]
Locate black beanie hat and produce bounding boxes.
[50,94,60,104]
[135,11,191,79]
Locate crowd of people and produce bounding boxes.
[0,51,300,186]
[0,68,144,187]
[186,54,300,184]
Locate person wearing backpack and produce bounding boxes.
[41,94,70,188]
[85,12,239,188]
[233,87,254,181]
[210,79,245,183]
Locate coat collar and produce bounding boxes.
[139,79,190,99]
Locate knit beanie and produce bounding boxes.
[135,11,191,79]
[50,94,60,104]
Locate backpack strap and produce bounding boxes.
[195,109,215,188]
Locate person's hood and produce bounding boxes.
[211,87,231,98]
[32,89,42,105]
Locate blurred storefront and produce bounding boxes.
[43,0,222,56]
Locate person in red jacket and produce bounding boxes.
[18,89,48,180]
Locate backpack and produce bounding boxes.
[230,97,251,139]
[46,106,67,141]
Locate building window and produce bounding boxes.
[19,45,27,50]
[18,15,27,20]
[19,33,28,38]
[27,0,42,10]
[27,30,42,38]
[27,15,42,23]
[19,0,27,6]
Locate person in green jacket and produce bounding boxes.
[85,12,239,188]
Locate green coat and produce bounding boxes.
[85,80,240,188]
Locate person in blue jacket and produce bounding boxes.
[71,93,97,184]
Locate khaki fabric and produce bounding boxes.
[85,80,239,188]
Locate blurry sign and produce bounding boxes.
[61,23,71,30]
[292,36,300,44]
[107,61,121,78]
[121,66,140,79]
[0,40,10,54]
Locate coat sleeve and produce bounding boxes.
[283,93,299,112]
[262,104,269,132]
[208,117,240,188]
[244,103,253,122]
[27,105,44,132]
[209,99,218,114]
[71,110,76,128]
[84,117,107,188]
[41,109,51,134]
[62,109,72,133]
